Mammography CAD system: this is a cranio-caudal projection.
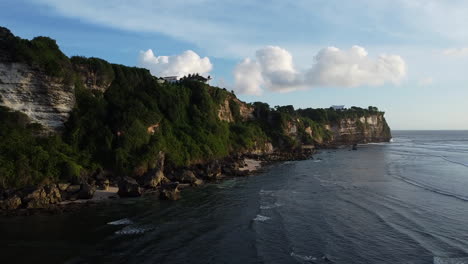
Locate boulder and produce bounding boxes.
[205,161,222,180]
[57,183,70,191]
[0,195,22,210]
[159,182,180,201]
[174,170,203,186]
[63,184,81,200]
[77,183,95,199]
[95,170,113,189]
[44,185,62,204]
[140,169,169,188]
[22,185,61,208]
[98,179,110,190]
[180,170,196,183]
[118,177,142,197]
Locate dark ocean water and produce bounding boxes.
[1,130,468,264]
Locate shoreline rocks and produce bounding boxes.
[118,177,142,197]
[0,149,315,215]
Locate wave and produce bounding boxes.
[253,215,271,222]
[391,174,468,202]
[260,202,282,210]
[441,156,468,168]
[290,252,317,262]
[115,225,153,235]
[389,149,468,169]
[107,218,133,225]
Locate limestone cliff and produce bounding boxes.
[0,62,75,130]
[324,114,391,145]
[217,95,254,122]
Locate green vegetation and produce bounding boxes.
[297,106,384,124]
[0,27,390,189]
[0,107,84,188]
[0,27,73,82]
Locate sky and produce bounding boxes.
[1,0,467,130]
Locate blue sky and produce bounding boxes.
[1,0,467,129]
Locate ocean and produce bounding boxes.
[1,130,467,264]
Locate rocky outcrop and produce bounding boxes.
[176,170,203,186]
[77,183,95,199]
[0,195,22,210]
[73,64,112,93]
[218,98,234,122]
[159,182,181,200]
[0,62,75,130]
[140,169,169,188]
[217,96,254,122]
[118,177,142,197]
[325,114,391,145]
[21,185,62,208]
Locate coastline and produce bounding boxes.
[0,151,311,216]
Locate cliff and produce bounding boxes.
[0,62,75,130]
[325,115,391,145]
[0,27,391,193]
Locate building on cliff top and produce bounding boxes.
[331,105,345,110]
[161,76,178,83]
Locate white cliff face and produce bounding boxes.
[325,114,390,144]
[0,63,75,130]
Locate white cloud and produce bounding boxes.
[234,45,406,95]
[307,46,406,87]
[233,58,264,95]
[442,48,468,57]
[138,49,212,78]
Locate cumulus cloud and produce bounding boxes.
[138,49,212,78]
[442,48,468,57]
[307,46,406,87]
[233,58,264,95]
[234,45,406,95]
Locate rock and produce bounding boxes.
[57,183,70,191]
[44,185,62,204]
[180,170,196,183]
[66,185,81,193]
[173,170,204,186]
[0,195,22,210]
[22,185,61,208]
[118,177,142,197]
[63,184,81,200]
[192,178,204,187]
[222,166,233,176]
[159,182,180,201]
[205,161,222,180]
[140,169,169,188]
[352,144,358,150]
[77,183,95,199]
[98,179,110,190]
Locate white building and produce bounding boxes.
[331,105,345,110]
[162,76,178,83]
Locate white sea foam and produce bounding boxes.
[290,252,317,261]
[115,225,152,235]
[260,202,282,210]
[253,214,271,222]
[107,218,133,225]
